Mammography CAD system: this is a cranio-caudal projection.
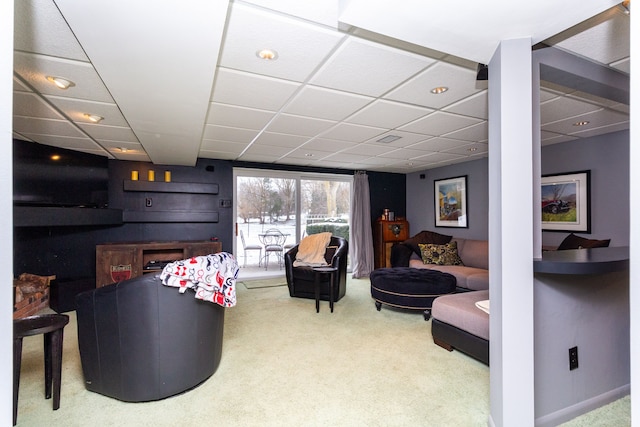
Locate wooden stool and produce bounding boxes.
[13,314,69,426]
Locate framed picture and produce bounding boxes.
[435,175,468,228]
[541,170,591,233]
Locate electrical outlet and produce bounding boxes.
[569,346,579,370]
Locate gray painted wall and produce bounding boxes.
[406,157,489,240]
[406,129,629,247]
[541,129,629,248]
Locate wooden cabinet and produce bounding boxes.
[373,219,409,268]
[96,240,222,287]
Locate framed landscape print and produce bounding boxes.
[435,175,468,228]
[541,170,591,233]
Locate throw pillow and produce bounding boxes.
[406,230,452,256]
[557,233,611,251]
[293,232,333,267]
[418,241,464,266]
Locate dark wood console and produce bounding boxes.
[96,240,222,287]
[373,219,409,268]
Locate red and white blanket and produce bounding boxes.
[160,252,239,307]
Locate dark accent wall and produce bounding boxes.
[13,140,406,280]
[405,129,629,245]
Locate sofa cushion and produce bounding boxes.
[418,242,464,266]
[453,238,489,270]
[432,290,490,340]
[409,260,489,291]
[405,230,452,256]
[557,233,611,251]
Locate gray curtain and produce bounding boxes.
[350,172,374,278]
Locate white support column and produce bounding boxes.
[1,0,14,425]
[488,38,535,427]
[629,7,639,426]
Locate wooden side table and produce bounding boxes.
[13,314,69,426]
[312,266,338,313]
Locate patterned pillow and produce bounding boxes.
[418,242,464,266]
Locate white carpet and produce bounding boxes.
[16,276,625,426]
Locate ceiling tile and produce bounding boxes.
[413,151,467,164]
[346,100,433,129]
[14,52,114,102]
[13,77,31,92]
[13,92,65,120]
[399,111,482,135]
[199,151,241,161]
[44,95,129,127]
[203,125,259,144]
[206,103,275,130]
[320,122,386,142]
[19,133,102,151]
[77,123,139,143]
[362,130,430,148]
[211,68,301,111]
[14,0,89,61]
[310,36,434,97]
[545,6,630,68]
[266,113,336,137]
[200,139,248,154]
[218,2,345,82]
[13,116,85,138]
[542,108,628,134]
[539,96,602,124]
[382,148,433,160]
[441,142,488,156]
[442,121,488,142]
[252,132,310,148]
[409,136,468,152]
[283,85,374,121]
[570,121,629,138]
[385,62,481,109]
[443,90,488,119]
[341,143,397,157]
[241,144,293,157]
[301,138,358,153]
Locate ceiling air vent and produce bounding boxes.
[377,135,402,144]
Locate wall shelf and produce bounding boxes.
[14,206,123,227]
[122,211,219,223]
[123,180,219,194]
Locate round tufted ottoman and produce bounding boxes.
[370,267,456,320]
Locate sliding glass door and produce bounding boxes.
[234,168,351,279]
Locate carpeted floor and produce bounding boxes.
[15,276,628,426]
[241,277,287,289]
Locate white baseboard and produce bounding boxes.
[534,384,630,427]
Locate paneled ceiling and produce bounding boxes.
[12,0,630,173]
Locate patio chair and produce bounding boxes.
[240,230,262,268]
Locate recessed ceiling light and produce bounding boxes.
[377,135,402,144]
[573,120,590,126]
[430,86,449,94]
[50,154,61,161]
[256,49,278,60]
[120,147,128,153]
[46,76,75,90]
[83,113,104,123]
